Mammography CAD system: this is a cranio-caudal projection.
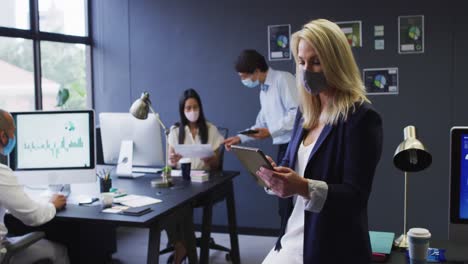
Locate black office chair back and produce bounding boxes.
[96,127,105,165]
[0,154,7,166]
[217,127,228,171]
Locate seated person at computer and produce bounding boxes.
[0,109,69,264]
[168,88,224,170]
[166,89,224,263]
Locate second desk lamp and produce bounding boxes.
[130,92,173,188]
[393,125,432,248]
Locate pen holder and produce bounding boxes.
[100,178,112,193]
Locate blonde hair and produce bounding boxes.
[291,19,369,129]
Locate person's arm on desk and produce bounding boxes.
[50,194,67,211]
[0,171,62,226]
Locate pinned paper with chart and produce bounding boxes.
[336,21,362,47]
[268,24,291,61]
[398,15,424,54]
[173,144,214,158]
[363,68,399,95]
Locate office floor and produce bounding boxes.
[112,227,276,264]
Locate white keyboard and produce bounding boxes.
[131,167,162,174]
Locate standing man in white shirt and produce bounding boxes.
[0,109,69,264]
[224,49,299,163]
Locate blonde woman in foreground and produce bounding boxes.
[257,19,383,264]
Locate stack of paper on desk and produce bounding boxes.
[190,171,209,182]
[170,170,209,182]
[113,195,162,207]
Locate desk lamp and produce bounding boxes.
[393,125,432,248]
[130,92,173,188]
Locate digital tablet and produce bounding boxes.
[238,129,259,135]
[231,145,273,187]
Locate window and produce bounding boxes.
[39,0,87,36]
[0,0,92,111]
[0,37,34,111]
[41,42,89,110]
[0,0,30,30]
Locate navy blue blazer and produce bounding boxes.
[277,102,383,264]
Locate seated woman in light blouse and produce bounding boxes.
[168,88,224,171]
[165,88,224,264]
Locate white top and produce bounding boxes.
[263,139,329,264]
[238,68,299,145]
[407,227,431,238]
[168,122,224,170]
[0,164,56,250]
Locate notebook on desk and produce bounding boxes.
[120,206,152,216]
[113,195,162,207]
[369,231,395,262]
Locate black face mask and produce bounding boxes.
[301,68,328,95]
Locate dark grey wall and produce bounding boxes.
[92,0,468,239]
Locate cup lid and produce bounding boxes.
[408,227,431,238]
[179,158,191,164]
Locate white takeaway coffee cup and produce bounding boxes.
[407,227,431,264]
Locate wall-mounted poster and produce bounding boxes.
[363,68,399,95]
[398,15,424,54]
[374,25,385,50]
[336,21,362,47]
[268,24,291,61]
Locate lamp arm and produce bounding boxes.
[404,171,408,242]
[148,105,167,132]
[148,105,171,177]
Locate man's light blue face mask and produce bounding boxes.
[242,78,260,89]
[1,134,16,156]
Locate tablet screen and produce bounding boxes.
[231,145,272,187]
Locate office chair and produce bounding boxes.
[96,127,105,165]
[216,127,228,171]
[193,127,232,261]
[0,155,7,166]
[161,127,233,263]
[1,232,52,264]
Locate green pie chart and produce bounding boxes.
[408,26,421,40]
[373,74,387,89]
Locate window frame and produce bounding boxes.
[0,0,93,110]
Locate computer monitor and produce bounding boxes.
[9,110,96,186]
[99,113,164,176]
[449,127,468,243]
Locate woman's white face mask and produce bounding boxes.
[184,110,199,123]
